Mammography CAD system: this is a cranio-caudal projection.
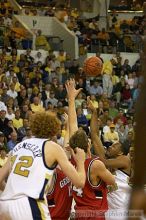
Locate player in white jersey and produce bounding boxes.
[0,111,86,220]
[87,97,131,220]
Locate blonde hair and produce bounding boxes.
[30,111,61,139]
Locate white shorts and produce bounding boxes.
[0,197,51,220]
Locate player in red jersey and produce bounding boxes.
[65,79,115,220]
[72,157,109,220]
[47,167,72,220]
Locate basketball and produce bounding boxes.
[83,56,103,77]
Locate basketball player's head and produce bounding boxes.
[30,111,61,139]
[107,141,126,158]
[69,129,89,154]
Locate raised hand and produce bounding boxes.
[65,79,82,100]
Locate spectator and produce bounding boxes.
[30,96,45,113]
[25,49,33,63]
[104,123,119,143]
[7,131,17,151]
[87,80,103,97]
[117,124,127,144]
[7,83,18,99]
[103,118,112,134]
[12,76,21,92]
[0,132,7,152]
[35,29,51,51]
[122,59,131,74]
[76,106,89,134]
[0,106,9,137]
[122,84,133,109]
[109,101,119,119]
[1,87,9,104]
[126,72,135,90]
[90,94,98,109]
[57,50,66,62]
[99,108,110,126]
[6,107,15,120]
[75,92,85,109]
[12,109,23,130]
[114,109,127,125]
[22,127,34,141]
[88,19,99,30]
[45,91,58,108]
[17,88,27,107]
[122,130,134,155]
[17,118,30,141]
[20,103,29,119]
[34,51,45,64]
[55,84,67,104]
[102,57,117,97]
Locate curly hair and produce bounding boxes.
[30,111,61,139]
[69,129,89,153]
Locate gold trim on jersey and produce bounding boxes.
[37,200,46,220]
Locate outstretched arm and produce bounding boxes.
[65,79,82,137]
[88,97,129,170]
[87,96,105,159]
[62,113,71,159]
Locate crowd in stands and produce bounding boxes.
[20,4,144,53]
[0,46,141,166]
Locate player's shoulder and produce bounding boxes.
[45,141,63,152]
[118,154,131,163]
[90,158,106,171]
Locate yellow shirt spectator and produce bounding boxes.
[14,82,21,92]
[104,124,119,143]
[12,118,23,129]
[57,55,66,62]
[35,30,51,51]
[30,104,44,113]
[102,60,113,75]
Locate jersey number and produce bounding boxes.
[11,155,34,177]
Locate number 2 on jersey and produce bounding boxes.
[11,155,34,177]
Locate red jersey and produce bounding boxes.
[47,168,72,220]
[72,157,108,220]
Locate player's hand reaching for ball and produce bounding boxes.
[65,79,82,101]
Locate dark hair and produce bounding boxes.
[69,129,89,153]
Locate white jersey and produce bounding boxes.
[106,169,131,220]
[0,138,55,200]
